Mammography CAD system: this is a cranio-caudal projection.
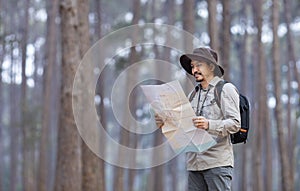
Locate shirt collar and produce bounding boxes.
[197,76,222,91]
[209,76,223,87]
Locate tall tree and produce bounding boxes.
[9,41,18,191]
[95,0,102,41]
[8,2,19,188]
[21,0,36,190]
[54,0,82,190]
[247,35,258,191]
[252,0,265,190]
[283,0,300,97]
[181,1,195,190]
[265,70,273,191]
[207,0,219,50]
[127,0,141,189]
[94,0,106,190]
[115,0,140,190]
[0,60,3,191]
[0,17,4,191]
[163,0,175,63]
[0,87,3,191]
[220,0,231,80]
[234,2,252,190]
[149,1,167,191]
[49,31,61,191]
[77,0,102,190]
[272,0,292,190]
[182,0,195,50]
[38,0,59,191]
[164,1,178,190]
[0,0,5,189]
[182,0,195,95]
[283,0,299,185]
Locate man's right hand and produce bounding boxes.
[155,114,164,128]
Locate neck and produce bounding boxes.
[200,81,209,89]
[200,75,214,89]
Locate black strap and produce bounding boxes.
[196,88,211,116]
[214,80,227,109]
[189,84,200,102]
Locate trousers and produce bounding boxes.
[188,166,233,191]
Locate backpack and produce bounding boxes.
[214,80,250,144]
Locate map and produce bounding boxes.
[141,80,216,153]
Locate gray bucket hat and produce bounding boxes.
[180,47,224,77]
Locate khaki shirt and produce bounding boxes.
[186,76,241,171]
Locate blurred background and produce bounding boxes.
[0,0,299,190]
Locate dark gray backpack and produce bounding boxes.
[214,80,250,144]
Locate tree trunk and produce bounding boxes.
[115,1,140,190]
[236,3,249,191]
[0,17,4,191]
[238,2,248,93]
[38,1,59,191]
[127,13,140,191]
[265,101,272,191]
[182,0,195,94]
[148,1,168,191]
[207,0,219,50]
[264,85,272,191]
[271,0,292,190]
[20,1,34,191]
[283,1,300,97]
[152,136,165,191]
[283,0,298,186]
[95,0,102,40]
[77,0,102,190]
[54,0,82,190]
[9,36,19,191]
[0,94,2,191]
[252,0,265,190]
[246,23,258,191]
[181,2,196,189]
[94,0,106,190]
[49,36,61,191]
[95,83,107,191]
[163,0,175,63]
[164,1,178,190]
[182,0,194,51]
[0,0,5,188]
[220,0,231,80]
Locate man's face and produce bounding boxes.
[191,60,214,82]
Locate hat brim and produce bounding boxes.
[180,54,224,76]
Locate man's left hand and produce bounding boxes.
[192,116,209,130]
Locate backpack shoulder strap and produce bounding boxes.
[189,84,200,102]
[214,80,227,108]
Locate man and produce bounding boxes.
[155,47,241,191]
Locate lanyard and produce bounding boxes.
[196,87,211,116]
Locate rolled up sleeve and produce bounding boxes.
[208,83,241,137]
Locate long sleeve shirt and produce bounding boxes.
[186,76,241,171]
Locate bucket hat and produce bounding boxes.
[180,47,224,76]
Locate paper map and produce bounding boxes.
[141,80,216,153]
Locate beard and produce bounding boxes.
[194,72,204,82]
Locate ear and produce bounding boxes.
[210,64,216,72]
